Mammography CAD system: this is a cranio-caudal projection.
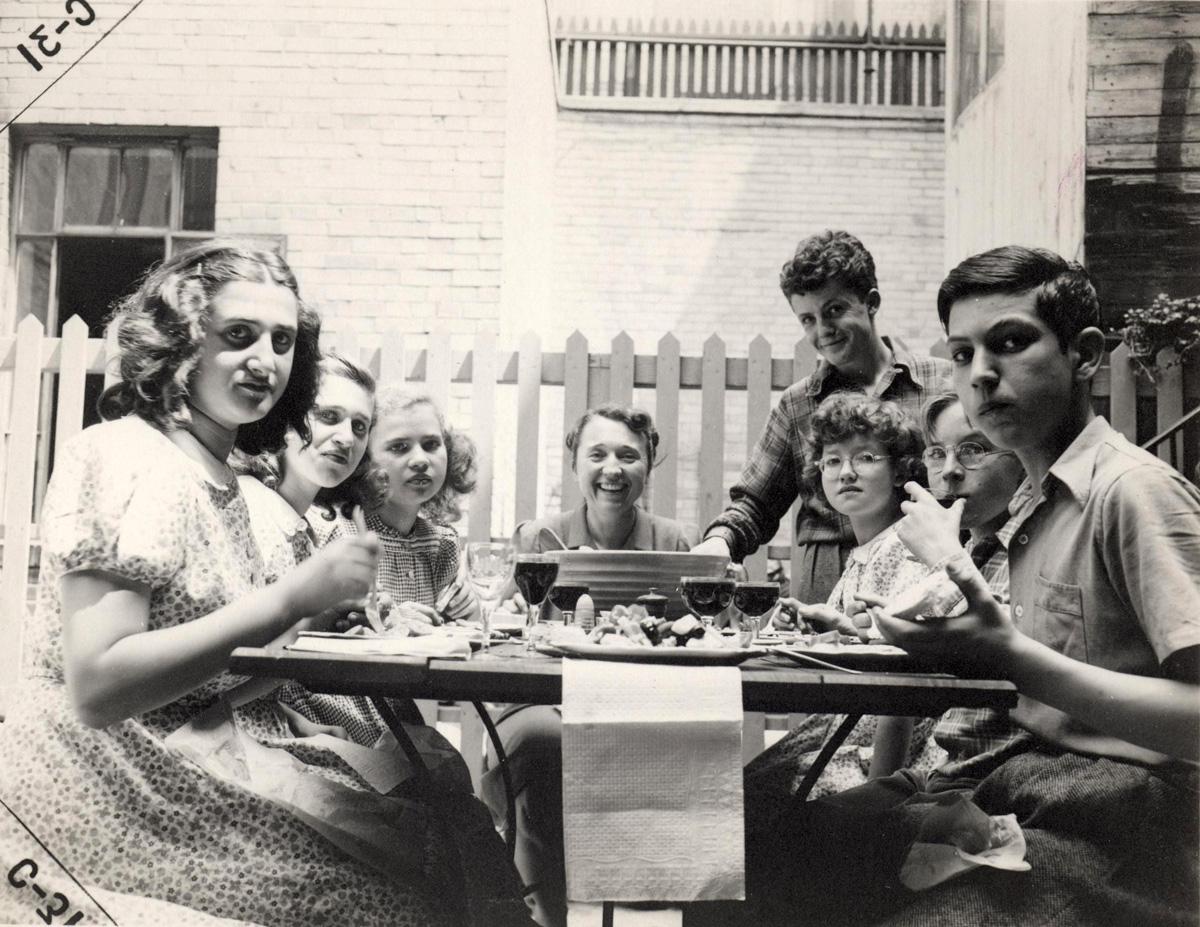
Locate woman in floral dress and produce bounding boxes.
[0,241,529,927]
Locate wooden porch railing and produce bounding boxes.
[553,17,945,116]
[2,316,1197,715]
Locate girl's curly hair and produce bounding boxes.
[374,388,477,524]
[564,403,661,472]
[234,354,389,520]
[98,239,322,455]
[799,392,926,512]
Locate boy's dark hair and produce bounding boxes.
[800,392,926,509]
[780,230,878,302]
[937,246,1101,351]
[565,403,661,472]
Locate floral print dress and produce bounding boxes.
[0,418,529,927]
[745,525,948,814]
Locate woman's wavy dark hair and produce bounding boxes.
[235,354,389,520]
[97,239,322,455]
[799,391,926,512]
[564,403,661,473]
[374,388,477,524]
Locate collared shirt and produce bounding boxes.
[703,338,951,561]
[932,524,1035,779]
[1004,416,1200,765]
[513,504,696,553]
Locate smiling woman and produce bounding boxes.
[485,404,698,927]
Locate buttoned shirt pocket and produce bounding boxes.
[1031,574,1085,658]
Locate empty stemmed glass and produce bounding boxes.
[513,553,560,650]
[466,542,514,653]
[733,581,782,647]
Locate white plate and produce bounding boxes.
[538,640,765,665]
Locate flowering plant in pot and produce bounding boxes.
[1114,294,1200,380]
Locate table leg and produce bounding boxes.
[792,713,862,804]
[370,696,431,779]
[472,700,518,860]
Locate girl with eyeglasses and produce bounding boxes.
[750,392,945,802]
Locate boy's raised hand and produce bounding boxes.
[897,481,965,568]
[860,551,1017,673]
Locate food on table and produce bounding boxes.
[584,605,738,649]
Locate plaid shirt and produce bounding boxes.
[704,339,951,560]
[932,521,1034,780]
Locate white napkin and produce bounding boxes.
[287,633,471,659]
[561,660,745,903]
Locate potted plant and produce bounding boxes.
[1114,294,1200,381]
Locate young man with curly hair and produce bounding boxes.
[694,229,951,603]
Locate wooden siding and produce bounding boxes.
[1086,2,1200,325]
[944,1,1089,265]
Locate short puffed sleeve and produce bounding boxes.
[39,419,190,589]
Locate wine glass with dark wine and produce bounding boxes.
[548,583,589,626]
[513,554,560,649]
[733,581,782,646]
[680,576,736,630]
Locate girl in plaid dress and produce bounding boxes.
[327,386,480,627]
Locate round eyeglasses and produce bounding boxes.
[922,443,1012,471]
[818,452,892,476]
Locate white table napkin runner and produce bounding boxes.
[561,660,745,903]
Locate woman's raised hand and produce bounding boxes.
[280,533,381,620]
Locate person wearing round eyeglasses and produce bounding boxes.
[755,392,944,800]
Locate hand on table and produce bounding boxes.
[897,482,966,568]
[497,591,526,615]
[771,598,872,642]
[857,551,1017,673]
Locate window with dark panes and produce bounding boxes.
[9,128,220,514]
[953,0,1005,121]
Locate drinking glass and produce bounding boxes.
[680,576,736,629]
[466,542,514,653]
[548,583,589,626]
[513,553,560,650]
[733,581,782,646]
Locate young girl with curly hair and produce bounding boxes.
[330,386,481,626]
[751,392,945,802]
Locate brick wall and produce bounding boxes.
[1,0,947,550]
[521,109,945,537]
[550,111,945,354]
[0,0,510,338]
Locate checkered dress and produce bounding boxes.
[328,511,477,621]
